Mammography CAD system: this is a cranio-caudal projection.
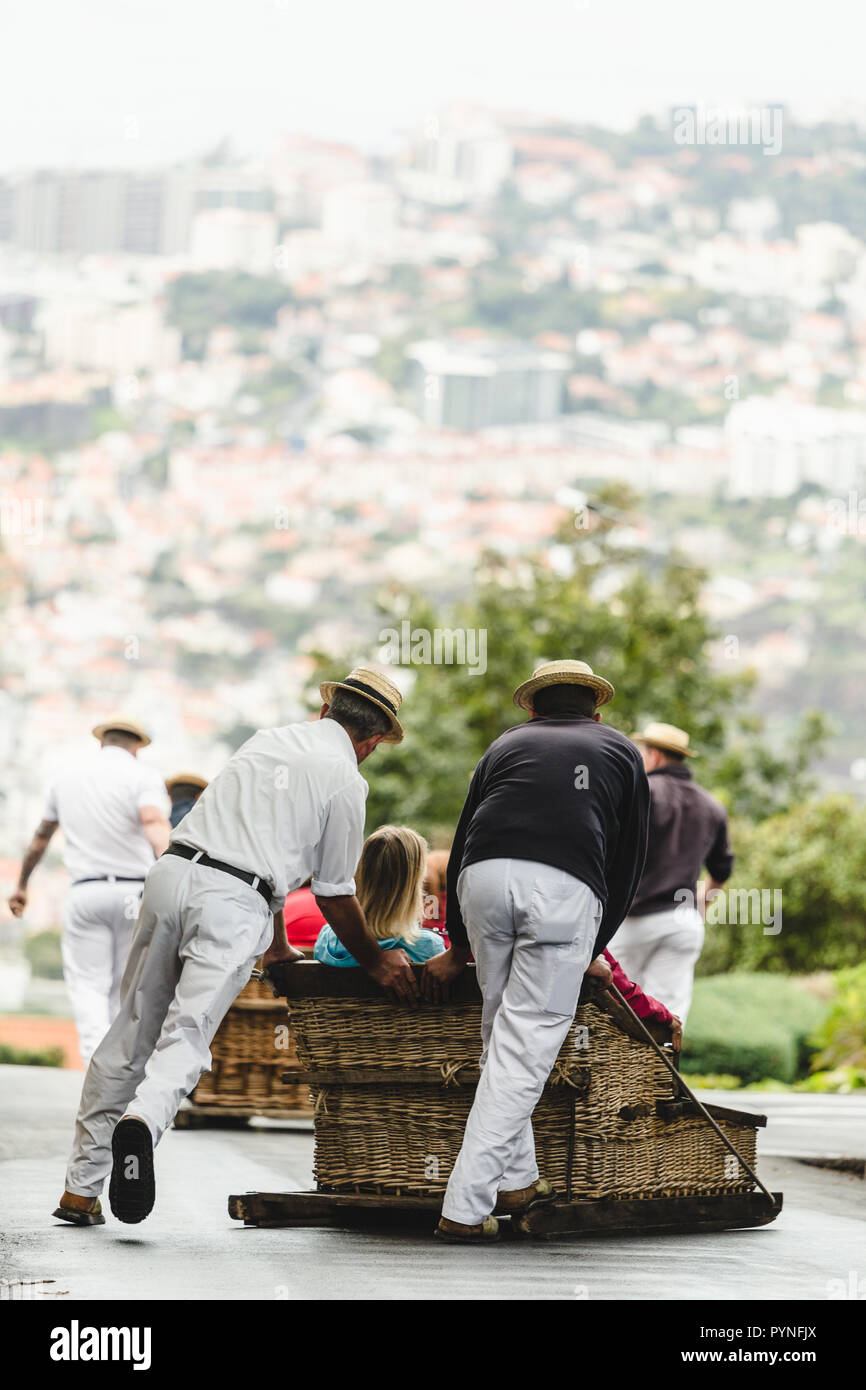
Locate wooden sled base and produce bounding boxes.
[227,1188,783,1237]
[174,1102,313,1130]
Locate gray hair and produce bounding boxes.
[325,688,391,741]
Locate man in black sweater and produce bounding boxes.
[425,659,650,1243]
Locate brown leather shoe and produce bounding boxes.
[495,1178,555,1215]
[52,1192,105,1227]
[434,1215,500,1243]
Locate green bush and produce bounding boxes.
[682,1068,866,1093]
[683,973,829,1084]
[22,929,64,979]
[808,962,866,1072]
[702,797,866,975]
[794,1067,866,1093]
[0,1042,64,1067]
[680,1072,744,1090]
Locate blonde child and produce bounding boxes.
[314,826,445,967]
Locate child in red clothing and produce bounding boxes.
[603,947,682,1050]
[282,883,326,951]
[422,849,450,947]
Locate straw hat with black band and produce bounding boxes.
[631,721,697,758]
[513,659,615,713]
[166,772,209,794]
[91,716,151,747]
[319,666,404,743]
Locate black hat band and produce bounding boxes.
[339,677,397,717]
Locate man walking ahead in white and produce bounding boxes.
[422,660,650,1243]
[9,717,171,1066]
[53,668,418,1228]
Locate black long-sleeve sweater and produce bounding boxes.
[445,716,650,956]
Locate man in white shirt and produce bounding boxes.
[52,667,418,1228]
[9,716,171,1066]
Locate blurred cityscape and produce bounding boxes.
[3,103,866,926]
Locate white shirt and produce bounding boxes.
[44,746,170,883]
[169,718,368,912]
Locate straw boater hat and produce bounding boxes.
[319,666,404,743]
[91,715,151,747]
[165,772,209,794]
[513,659,615,712]
[631,721,697,757]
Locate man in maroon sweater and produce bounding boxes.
[608,721,733,1026]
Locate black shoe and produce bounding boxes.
[109,1118,155,1224]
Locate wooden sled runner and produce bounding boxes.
[228,962,782,1239]
[228,1187,782,1237]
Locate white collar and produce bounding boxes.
[315,717,358,765]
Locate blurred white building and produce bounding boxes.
[42,297,181,375]
[408,338,569,429]
[796,222,862,286]
[190,208,278,274]
[726,197,780,238]
[267,135,368,222]
[726,396,866,496]
[321,181,398,257]
[399,107,513,205]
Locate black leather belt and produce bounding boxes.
[164,843,272,905]
[73,876,145,886]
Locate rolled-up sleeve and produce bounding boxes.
[137,767,170,816]
[310,779,366,897]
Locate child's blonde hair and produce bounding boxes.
[355,825,428,944]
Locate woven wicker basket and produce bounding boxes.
[289,994,673,1106]
[191,974,310,1112]
[281,981,760,1201]
[310,1082,758,1199]
[290,994,483,1075]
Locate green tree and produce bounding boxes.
[309,484,827,838]
[165,271,294,357]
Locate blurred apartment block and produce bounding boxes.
[397,105,513,205]
[408,338,570,429]
[726,397,866,497]
[0,165,274,258]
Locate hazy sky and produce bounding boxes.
[3,0,864,170]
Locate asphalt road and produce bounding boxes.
[698,1090,866,1164]
[1,1065,864,1302]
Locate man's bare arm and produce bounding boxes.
[420,943,471,1003]
[314,893,420,1004]
[8,819,58,916]
[139,805,171,858]
[261,908,304,969]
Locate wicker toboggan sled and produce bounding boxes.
[228,962,782,1236]
[175,971,313,1128]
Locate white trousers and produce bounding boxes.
[62,880,143,1066]
[441,858,601,1226]
[608,904,705,1025]
[65,853,272,1198]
